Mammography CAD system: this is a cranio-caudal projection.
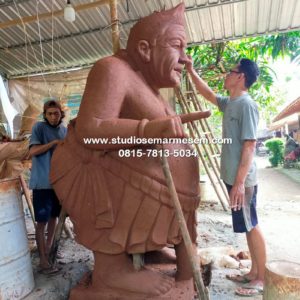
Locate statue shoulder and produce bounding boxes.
[92,55,132,76]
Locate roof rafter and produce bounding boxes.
[0,0,112,30]
[1,0,248,51]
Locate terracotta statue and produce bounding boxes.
[50,3,210,299]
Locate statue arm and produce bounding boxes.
[75,58,211,151]
[75,59,145,150]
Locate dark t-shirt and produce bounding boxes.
[29,122,67,189]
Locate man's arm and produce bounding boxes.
[229,140,256,210]
[185,55,217,106]
[29,140,61,157]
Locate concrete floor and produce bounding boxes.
[22,155,300,300]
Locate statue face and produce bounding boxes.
[149,25,187,88]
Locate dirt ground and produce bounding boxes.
[198,155,300,299]
[23,155,300,299]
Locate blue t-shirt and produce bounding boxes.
[216,93,259,187]
[29,122,67,189]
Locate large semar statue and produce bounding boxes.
[50,3,210,299]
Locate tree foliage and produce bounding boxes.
[185,31,300,129]
[265,138,284,167]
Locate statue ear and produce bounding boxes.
[137,40,151,63]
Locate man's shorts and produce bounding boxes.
[224,183,258,233]
[32,189,61,223]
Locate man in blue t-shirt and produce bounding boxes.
[29,100,67,273]
[186,58,266,296]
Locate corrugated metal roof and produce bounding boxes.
[0,0,299,78]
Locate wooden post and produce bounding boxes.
[160,151,210,300]
[109,0,120,54]
[19,174,36,230]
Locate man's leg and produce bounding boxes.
[246,225,266,282]
[227,184,264,282]
[46,217,58,253]
[46,190,61,254]
[245,232,258,279]
[36,221,49,268]
[235,186,266,297]
[33,189,52,268]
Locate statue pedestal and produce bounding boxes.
[70,264,195,300]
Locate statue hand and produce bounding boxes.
[180,110,211,124]
[143,116,186,139]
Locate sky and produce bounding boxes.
[271,56,300,109]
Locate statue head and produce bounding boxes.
[126,3,188,90]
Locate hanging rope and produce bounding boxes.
[12,0,52,98]
[35,0,46,67]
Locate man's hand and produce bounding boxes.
[229,183,245,211]
[184,55,217,106]
[29,139,64,157]
[52,139,63,146]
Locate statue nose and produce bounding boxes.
[179,52,188,64]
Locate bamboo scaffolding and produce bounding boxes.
[175,88,229,211]
[185,98,230,204]
[187,76,221,161]
[185,78,230,204]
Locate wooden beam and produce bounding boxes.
[0,0,111,30]
[109,0,120,54]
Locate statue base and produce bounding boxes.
[69,264,195,300]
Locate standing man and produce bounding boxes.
[29,100,67,273]
[186,58,266,296]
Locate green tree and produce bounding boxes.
[265,138,284,167]
[184,31,300,136]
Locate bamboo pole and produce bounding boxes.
[19,174,36,230]
[0,0,111,30]
[109,0,120,54]
[49,209,67,265]
[160,151,209,300]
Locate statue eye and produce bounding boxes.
[172,44,181,49]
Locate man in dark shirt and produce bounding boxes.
[29,100,67,273]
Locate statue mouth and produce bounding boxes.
[174,68,182,75]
